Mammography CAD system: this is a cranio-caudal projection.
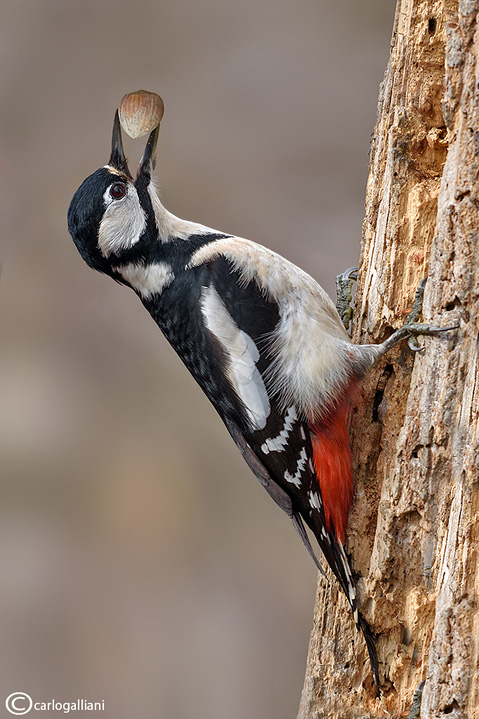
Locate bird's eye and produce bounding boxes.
[110,183,126,199]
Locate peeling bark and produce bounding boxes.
[298,1,479,717]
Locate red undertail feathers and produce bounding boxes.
[309,402,353,544]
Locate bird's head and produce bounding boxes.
[67,109,160,276]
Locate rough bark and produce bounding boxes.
[298,1,479,717]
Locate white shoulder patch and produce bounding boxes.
[200,284,270,430]
[115,262,175,299]
[190,236,353,420]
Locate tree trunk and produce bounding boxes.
[297,1,479,717]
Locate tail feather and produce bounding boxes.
[306,402,380,694]
[310,515,381,695]
[358,612,380,694]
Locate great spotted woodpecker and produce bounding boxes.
[67,104,456,692]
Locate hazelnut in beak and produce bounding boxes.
[119,90,164,139]
[110,90,164,179]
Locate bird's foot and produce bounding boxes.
[335,267,358,331]
[404,278,428,351]
[407,680,425,719]
[375,279,459,359]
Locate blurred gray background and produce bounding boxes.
[0,2,394,717]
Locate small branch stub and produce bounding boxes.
[118,90,164,139]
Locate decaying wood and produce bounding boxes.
[298,1,479,717]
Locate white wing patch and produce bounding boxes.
[261,406,297,454]
[200,284,270,430]
[284,447,308,488]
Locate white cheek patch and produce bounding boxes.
[200,284,270,430]
[116,262,175,299]
[98,185,146,258]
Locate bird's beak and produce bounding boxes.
[109,110,160,181]
[136,124,159,179]
[109,110,132,179]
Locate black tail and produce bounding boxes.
[306,512,381,695]
[357,612,380,694]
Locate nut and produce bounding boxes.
[118,90,164,139]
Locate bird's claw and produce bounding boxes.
[408,336,424,352]
[340,266,359,282]
[403,278,459,353]
[407,680,425,719]
[336,267,359,332]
